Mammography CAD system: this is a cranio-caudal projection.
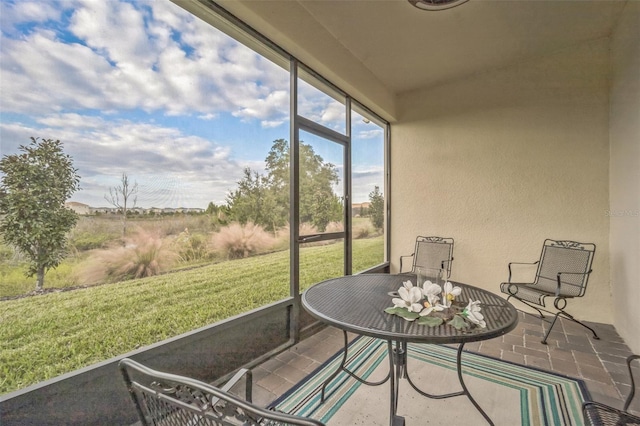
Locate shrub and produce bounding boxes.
[78,230,176,284]
[173,228,210,263]
[298,222,319,237]
[210,222,275,260]
[324,221,344,233]
[353,221,374,239]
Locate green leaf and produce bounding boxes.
[448,315,471,330]
[417,316,444,327]
[384,306,420,321]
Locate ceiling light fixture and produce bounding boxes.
[408,0,470,11]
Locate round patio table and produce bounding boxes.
[301,273,518,426]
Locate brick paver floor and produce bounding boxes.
[251,313,639,417]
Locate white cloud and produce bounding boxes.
[352,166,385,203]
[321,102,345,127]
[357,129,384,139]
[0,115,247,208]
[0,0,291,124]
[0,0,61,34]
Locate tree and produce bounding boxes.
[369,186,384,230]
[227,139,342,232]
[0,137,81,291]
[226,168,278,228]
[105,172,138,237]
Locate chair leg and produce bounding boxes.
[541,312,560,344]
[541,310,600,344]
[559,311,600,341]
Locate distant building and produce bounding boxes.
[65,201,91,215]
[64,202,206,216]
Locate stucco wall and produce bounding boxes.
[391,39,612,323]
[610,2,640,353]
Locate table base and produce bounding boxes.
[321,331,494,426]
[320,331,390,401]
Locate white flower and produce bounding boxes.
[419,302,445,317]
[422,281,442,307]
[442,281,462,307]
[463,299,486,328]
[402,280,415,291]
[392,282,423,313]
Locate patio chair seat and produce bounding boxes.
[499,281,557,305]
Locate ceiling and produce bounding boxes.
[217,0,626,94]
[306,0,629,94]
[195,0,628,119]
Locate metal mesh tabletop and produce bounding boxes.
[302,274,518,344]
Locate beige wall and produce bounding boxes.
[391,38,612,323]
[610,2,640,353]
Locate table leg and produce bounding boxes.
[455,343,494,425]
[404,343,493,426]
[402,342,494,425]
[320,331,390,402]
[388,340,406,426]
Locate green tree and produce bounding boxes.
[0,137,81,291]
[369,186,384,230]
[266,139,342,230]
[227,139,342,231]
[226,168,277,229]
[205,201,227,226]
[206,202,218,215]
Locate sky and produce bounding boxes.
[0,0,385,209]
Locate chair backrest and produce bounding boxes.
[412,236,454,278]
[119,358,325,426]
[534,239,595,297]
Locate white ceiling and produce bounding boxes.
[300,0,628,94]
[216,0,627,95]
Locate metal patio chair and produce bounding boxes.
[119,358,325,426]
[399,236,454,279]
[500,239,597,344]
[582,354,640,426]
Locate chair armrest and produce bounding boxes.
[399,253,414,273]
[507,261,539,283]
[555,270,591,296]
[218,368,252,403]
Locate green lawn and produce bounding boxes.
[0,236,383,395]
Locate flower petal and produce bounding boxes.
[398,287,409,300]
[408,286,423,303]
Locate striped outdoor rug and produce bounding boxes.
[271,336,590,425]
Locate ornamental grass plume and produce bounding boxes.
[210,222,275,259]
[78,229,176,284]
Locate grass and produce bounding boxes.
[0,261,81,297]
[0,235,383,395]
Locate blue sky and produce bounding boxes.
[0,0,384,208]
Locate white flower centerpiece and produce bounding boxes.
[385,279,486,330]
